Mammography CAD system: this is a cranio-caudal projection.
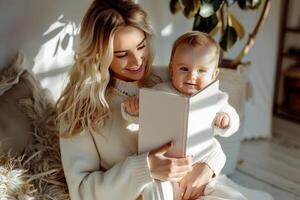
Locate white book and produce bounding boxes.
[138,80,220,161]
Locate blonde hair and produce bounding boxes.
[57,0,153,137]
[169,31,221,70]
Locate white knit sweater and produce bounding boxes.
[59,78,237,200]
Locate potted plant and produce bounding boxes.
[169,0,271,174]
[169,0,271,68]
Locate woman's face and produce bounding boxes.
[110,26,149,81]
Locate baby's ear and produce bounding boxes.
[168,64,173,80]
[213,68,219,80]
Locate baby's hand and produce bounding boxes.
[124,96,139,116]
[214,112,230,129]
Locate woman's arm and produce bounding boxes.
[60,130,153,200]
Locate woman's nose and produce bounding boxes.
[129,52,143,67]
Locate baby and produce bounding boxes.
[123,31,239,135]
[122,31,241,199]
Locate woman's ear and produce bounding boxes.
[212,68,219,80]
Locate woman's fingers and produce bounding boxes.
[150,158,192,181]
[148,142,193,182]
[174,155,193,166]
[151,141,173,156]
[179,178,187,199]
[190,185,206,199]
[168,176,185,182]
[182,186,193,200]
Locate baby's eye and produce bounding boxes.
[197,69,207,73]
[179,67,189,72]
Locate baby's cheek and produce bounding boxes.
[197,76,212,89]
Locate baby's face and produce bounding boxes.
[170,43,219,95]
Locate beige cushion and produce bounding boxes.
[0,55,34,155]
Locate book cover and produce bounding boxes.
[138,80,220,161]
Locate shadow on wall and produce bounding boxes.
[0,0,92,100]
[33,15,80,100]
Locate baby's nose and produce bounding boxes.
[188,71,197,79]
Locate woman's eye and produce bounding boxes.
[116,53,127,58]
[137,44,146,50]
[179,67,189,72]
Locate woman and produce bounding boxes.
[57,0,246,199]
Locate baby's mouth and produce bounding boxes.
[184,82,197,86]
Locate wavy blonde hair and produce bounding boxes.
[57,0,153,137]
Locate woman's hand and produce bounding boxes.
[148,142,193,182]
[124,96,139,116]
[178,162,214,200]
[214,112,230,129]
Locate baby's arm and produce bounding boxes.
[214,93,240,137]
[121,82,165,124]
[121,96,139,124]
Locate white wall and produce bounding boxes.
[0,0,281,139]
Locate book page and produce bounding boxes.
[139,80,220,160]
[138,88,188,158]
[187,80,220,161]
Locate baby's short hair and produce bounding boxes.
[169,31,221,68]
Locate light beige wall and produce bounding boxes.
[0,0,281,138]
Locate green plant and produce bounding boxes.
[170,0,271,68]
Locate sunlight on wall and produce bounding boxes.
[32,15,80,100]
[161,23,173,37]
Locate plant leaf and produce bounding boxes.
[219,25,238,51]
[248,0,261,9]
[238,0,261,10]
[182,0,201,18]
[200,0,224,18]
[228,11,244,39]
[193,13,219,33]
[209,20,221,36]
[170,0,183,14]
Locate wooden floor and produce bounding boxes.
[230,170,300,200]
[229,119,300,200]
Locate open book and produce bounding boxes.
[138,80,220,161]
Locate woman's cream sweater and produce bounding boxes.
[59,78,232,200]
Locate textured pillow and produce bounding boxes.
[0,54,34,155]
[0,53,69,199]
